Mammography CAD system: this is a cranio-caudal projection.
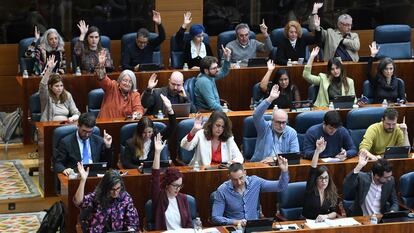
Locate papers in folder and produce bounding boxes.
[321,157,342,163]
[305,217,361,229]
[162,227,220,233]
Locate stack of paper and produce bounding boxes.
[162,227,220,233]
[305,217,361,229]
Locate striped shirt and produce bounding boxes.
[361,175,382,215]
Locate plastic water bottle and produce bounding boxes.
[222,103,229,113]
[194,217,202,232]
[236,222,243,233]
[235,61,241,69]
[183,63,189,71]
[287,59,293,66]
[328,102,334,110]
[370,214,378,224]
[193,161,200,171]
[382,99,388,108]
[352,103,359,109]
[75,66,82,76]
[22,70,29,78]
[156,110,164,119]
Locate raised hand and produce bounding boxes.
[267,59,275,71]
[310,46,320,58]
[63,168,74,176]
[259,19,268,36]
[191,114,204,135]
[313,15,321,29]
[34,25,40,41]
[356,152,369,170]
[315,136,327,153]
[147,73,158,89]
[222,44,232,61]
[77,162,89,180]
[268,84,280,101]
[154,133,166,152]
[98,49,107,67]
[152,10,162,25]
[277,156,289,172]
[399,116,407,133]
[183,11,192,28]
[46,54,57,71]
[77,20,89,38]
[160,94,173,114]
[369,41,380,57]
[312,2,324,14]
[103,129,112,148]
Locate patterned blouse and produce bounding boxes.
[25,41,66,75]
[75,191,139,232]
[74,39,114,73]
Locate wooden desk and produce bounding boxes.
[59,158,414,233]
[18,60,414,143]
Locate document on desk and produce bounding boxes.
[305,217,361,229]
[321,157,342,163]
[162,227,220,233]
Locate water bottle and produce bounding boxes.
[236,222,243,233]
[183,63,189,71]
[75,66,82,76]
[370,214,378,224]
[352,103,359,109]
[287,59,293,66]
[194,217,202,232]
[222,103,229,113]
[329,102,334,110]
[22,70,29,78]
[193,161,200,171]
[156,110,164,119]
[235,61,241,69]
[382,99,388,108]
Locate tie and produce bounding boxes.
[82,140,90,164]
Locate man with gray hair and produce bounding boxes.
[310,3,360,62]
[250,84,299,162]
[224,22,273,66]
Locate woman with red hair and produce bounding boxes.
[150,134,193,230]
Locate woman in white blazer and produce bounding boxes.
[180,111,244,166]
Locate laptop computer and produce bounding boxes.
[290,100,313,112]
[269,153,302,166]
[82,162,108,176]
[171,103,191,117]
[380,211,411,223]
[139,160,170,174]
[384,146,411,159]
[137,63,160,71]
[332,95,355,109]
[245,218,274,233]
[247,57,268,67]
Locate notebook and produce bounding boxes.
[171,103,191,117]
[247,57,268,67]
[269,153,302,166]
[332,95,355,109]
[82,162,108,176]
[137,63,161,71]
[383,146,411,159]
[245,218,274,233]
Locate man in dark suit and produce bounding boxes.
[54,113,113,176]
[141,71,196,115]
[343,154,399,216]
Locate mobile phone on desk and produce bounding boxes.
[224,226,237,232]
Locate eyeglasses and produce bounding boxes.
[274,121,287,125]
[209,66,219,71]
[121,79,133,84]
[317,176,329,181]
[170,183,184,190]
[340,22,352,27]
[111,186,122,192]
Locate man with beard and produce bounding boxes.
[343,156,398,216]
[141,71,196,115]
[359,108,409,160]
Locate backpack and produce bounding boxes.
[37,201,65,233]
[0,108,22,143]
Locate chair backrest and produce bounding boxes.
[308,84,319,103]
[29,92,41,122]
[18,37,36,74]
[342,181,356,217]
[87,88,105,118]
[71,36,111,70]
[144,194,197,231]
[295,111,326,152]
[170,32,210,68]
[252,82,267,108]
[176,118,197,164]
[242,114,272,160]
[119,122,169,162]
[183,77,197,107]
[374,24,412,60]
[217,30,256,59]
[362,80,375,104]
[400,171,414,210]
[121,32,161,66]
[277,181,307,220]
[346,107,384,146]
[269,28,310,60]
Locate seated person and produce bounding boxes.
[54,113,113,176]
[303,137,338,221]
[212,161,289,226]
[74,20,114,73]
[303,111,357,160]
[250,84,299,162]
[95,50,144,119]
[181,112,244,166]
[141,71,196,115]
[25,26,66,74]
[122,95,176,168]
[270,17,321,65]
[359,108,409,160]
[194,46,231,111]
[343,156,399,216]
[39,55,80,122]
[122,10,165,71]
[175,11,213,69]
[257,60,300,109]
[151,133,193,230]
[366,42,406,103]
[303,47,355,107]
[225,22,273,66]
[310,3,360,62]
[74,163,139,232]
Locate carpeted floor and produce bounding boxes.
[0,160,40,200]
[0,211,45,232]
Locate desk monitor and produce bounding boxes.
[140,160,170,174]
[384,146,410,159]
[247,57,268,67]
[332,95,355,109]
[82,162,108,176]
[245,218,274,233]
[137,63,160,72]
[269,153,302,166]
[171,103,191,117]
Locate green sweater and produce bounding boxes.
[359,122,404,155]
[302,65,355,107]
